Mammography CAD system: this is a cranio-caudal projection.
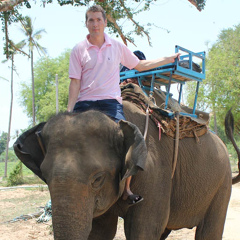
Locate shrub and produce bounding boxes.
[7,161,24,186]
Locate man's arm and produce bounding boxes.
[67,78,81,112]
[134,53,181,72]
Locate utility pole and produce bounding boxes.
[4,56,14,177]
[55,74,59,114]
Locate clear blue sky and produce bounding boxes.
[0,0,240,146]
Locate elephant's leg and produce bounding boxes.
[124,206,168,239]
[195,182,231,240]
[123,161,172,239]
[88,211,118,240]
[124,196,170,240]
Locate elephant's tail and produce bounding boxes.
[225,109,240,184]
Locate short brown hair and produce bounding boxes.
[85,5,106,22]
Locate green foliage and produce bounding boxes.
[185,24,240,136]
[0,161,33,177]
[226,140,240,172]
[7,161,24,186]
[0,7,27,59]
[0,132,7,155]
[207,25,240,120]
[19,50,70,122]
[0,149,18,162]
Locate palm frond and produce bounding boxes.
[0,76,9,82]
[35,42,48,56]
[34,29,47,36]
[17,15,47,57]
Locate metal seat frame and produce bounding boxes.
[120,45,206,118]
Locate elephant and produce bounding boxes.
[14,95,239,240]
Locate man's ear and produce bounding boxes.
[119,120,148,180]
[13,122,47,183]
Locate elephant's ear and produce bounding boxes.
[119,120,148,180]
[13,122,47,183]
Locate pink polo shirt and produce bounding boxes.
[69,33,139,103]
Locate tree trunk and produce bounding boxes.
[31,50,36,126]
[213,111,218,135]
[4,55,14,178]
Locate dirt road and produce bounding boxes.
[0,183,239,239]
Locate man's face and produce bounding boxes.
[86,11,107,37]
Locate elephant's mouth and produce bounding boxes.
[93,195,119,218]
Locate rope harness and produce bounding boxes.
[36,131,46,157]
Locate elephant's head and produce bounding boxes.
[14,110,147,239]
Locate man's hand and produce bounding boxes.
[167,52,181,63]
[134,52,181,72]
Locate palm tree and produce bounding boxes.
[19,16,47,126]
[2,40,28,177]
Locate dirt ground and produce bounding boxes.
[0,183,240,240]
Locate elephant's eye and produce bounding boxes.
[91,172,106,190]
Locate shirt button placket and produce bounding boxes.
[98,49,103,63]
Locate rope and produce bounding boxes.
[172,111,180,179]
[36,131,46,156]
[2,199,52,224]
[37,200,52,223]
[143,106,149,140]
[143,92,156,141]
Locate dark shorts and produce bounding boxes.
[73,99,126,123]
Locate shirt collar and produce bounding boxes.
[85,33,112,49]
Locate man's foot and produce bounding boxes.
[126,194,144,205]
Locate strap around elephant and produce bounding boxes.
[36,131,46,156]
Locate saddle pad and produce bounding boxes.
[121,84,209,140]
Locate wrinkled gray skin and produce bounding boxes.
[14,101,232,240]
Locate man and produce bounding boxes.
[67,5,180,205]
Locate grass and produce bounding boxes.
[0,161,32,177]
[0,187,50,223]
[0,161,46,187]
[226,142,239,173]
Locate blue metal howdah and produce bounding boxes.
[120,45,206,118]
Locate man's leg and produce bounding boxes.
[122,176,143,205]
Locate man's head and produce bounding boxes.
[85,5,107,38]
[85,5,106,22]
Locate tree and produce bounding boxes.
[19,15,47,126]
[0,0,206,12]
[185,24,240,139]
[0,132,8,156]
[0,0,207,58]
[2,39,27,177]
[20,50,70,122]
[1,10,28,177]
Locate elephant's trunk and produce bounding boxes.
[49,180,94,240]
